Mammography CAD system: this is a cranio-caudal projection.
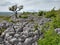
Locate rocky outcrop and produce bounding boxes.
[55,28,60,34]
[0,22,41,45]
[0,15,51,45]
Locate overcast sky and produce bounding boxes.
[0,0,60,12]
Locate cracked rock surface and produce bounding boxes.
[0,15,51,45]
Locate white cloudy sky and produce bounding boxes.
[0,0,60,12]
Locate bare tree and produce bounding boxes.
[9,5,23,18]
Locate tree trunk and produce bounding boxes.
[15,11,18,18]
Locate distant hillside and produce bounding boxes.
[0,12,13,16]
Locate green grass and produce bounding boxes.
[0,16,11,35]
[0,16,10,22]
[38,29,60,45]
[19,15,28,18]
[38,9,60,45]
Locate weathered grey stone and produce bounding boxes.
[7,36,13,41]
[4,33,10,39]
[55,28,60,34]
[0,16,47,45]
[28,32,34,37]
[14,33,20,38]
[22,31,29,37]
[17,42,23,45]
[32,42,37,45]
[24,37,33,45]
[8,32,15,36]
[0,37,4,44]
[9,38,19,44]
[4,41,11,45]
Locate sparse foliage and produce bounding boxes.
[9,5,23,18]
[38,11,44,16]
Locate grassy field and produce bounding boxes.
[0,16,10,22]
[37,9,60,45]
